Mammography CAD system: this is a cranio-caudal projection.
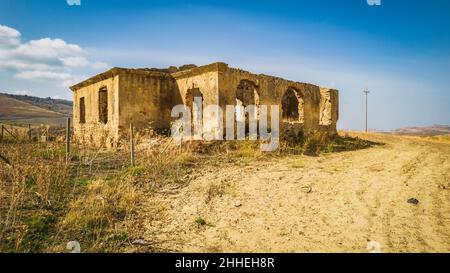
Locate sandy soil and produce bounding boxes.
[137,133,450,253]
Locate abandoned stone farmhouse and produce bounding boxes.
[70,62,339,147]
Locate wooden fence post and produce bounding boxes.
[37,127,41,147]
[66,117,71,164]
[130,123,135,167]
[0,125,3,143]
[179,125,183,154]
[28,124,32,142]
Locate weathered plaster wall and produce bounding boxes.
[117,71,178,135]
[173,65,220,106]
[172,64,221,137]
[217,65,335,136]
[319,88,339,133]
[72,75,119,147]
[71,62,339,147]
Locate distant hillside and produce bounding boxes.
[0,93,70,126]
[391,125,450,136]
[1,93,73,116]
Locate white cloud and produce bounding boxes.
[14,70,87,89]
[13,90,32,96]
[15,70,73,80]
[0,25,20,48]
[0,59,55,71]
[15,38,83,60]
[60,57,108,70]
[0,24,109,87]
[61,74,89,88]
[60,56,90,67]
[91,61,109,69]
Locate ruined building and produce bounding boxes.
[70,62,339,147]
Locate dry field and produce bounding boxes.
[0,132,449,253]
[0,94,69,126]
[0,94,63,120]
[130,132,450,253]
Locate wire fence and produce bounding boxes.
[0,119,138,172]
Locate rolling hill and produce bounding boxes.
[0,93,72,126]
[0,93,72,116]
[391,125,450,136]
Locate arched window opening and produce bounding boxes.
[282,88,304,123]
[186,87,204,135]
[236,80,259,136]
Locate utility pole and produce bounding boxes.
[364,89,370,133]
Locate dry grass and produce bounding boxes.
[0,127,201,252]
[416,134,450,144]
[0,143,70,252]
[58,177,139,252]
[0,127,374,253]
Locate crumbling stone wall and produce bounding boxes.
[72,75,120,148]
[216,64,335,138]
[319,88,339,132]
[117,70,178,135]
[71,62,339,147]
[72,68,180,147]
[172,63,221,137]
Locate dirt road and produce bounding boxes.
[138,133,450,253]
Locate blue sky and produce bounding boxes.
[0,0,449,130]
